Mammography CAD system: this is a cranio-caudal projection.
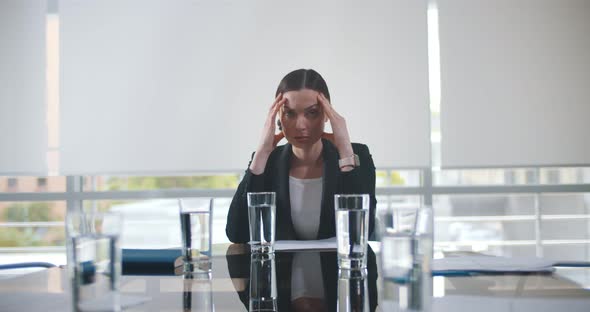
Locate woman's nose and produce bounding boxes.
[295,115,308,130]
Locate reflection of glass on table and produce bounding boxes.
[182,271,213,312]
[226,244,379,312]
[66,212,123,312]
[249,252,278,311]
[338,268,370,312]
[380,205,433,311]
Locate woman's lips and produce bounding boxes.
[294,136,310,141]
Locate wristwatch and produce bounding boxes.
[339,154,360,169]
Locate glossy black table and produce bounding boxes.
[0,243,589,311]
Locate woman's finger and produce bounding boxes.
[266,97,285,131]
[267,95,284,121]
[271,97,286,119]
[319,93,344,121]
[268,93,283,113]
[317,93,335,119]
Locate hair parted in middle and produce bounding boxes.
[275,69,330,101]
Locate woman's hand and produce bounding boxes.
[258,93,286,153]
[249,93,286,174]
[318,93,354,158]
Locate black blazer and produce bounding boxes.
[226,138,377,243]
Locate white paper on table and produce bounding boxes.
[380,295,590,312]
[433,256,556,273]
[0,292,151,312]
[274,238,337,251]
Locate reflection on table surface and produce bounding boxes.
[226,245,378,311]
[0,243,589,312]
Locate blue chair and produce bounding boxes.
[122,249,182,275]
[0,262,56,270]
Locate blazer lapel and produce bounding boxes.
[317,139,339,239]
[276,144,297,240]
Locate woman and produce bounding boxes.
[226,69,376,242]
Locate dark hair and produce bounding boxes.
[275,69,330,101]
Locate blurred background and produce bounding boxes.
[1,0,589,266]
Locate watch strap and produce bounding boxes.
[339,154,360,168]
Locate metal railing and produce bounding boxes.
[1,169,589,257]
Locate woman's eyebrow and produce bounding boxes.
[305,104,320,111]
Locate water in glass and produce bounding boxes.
[248,204,275,252]
[336,208,368,269]
[180,210,211,272]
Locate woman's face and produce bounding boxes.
[280,89,325,149]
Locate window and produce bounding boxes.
[7,178,18,191]
[37,177,47,191]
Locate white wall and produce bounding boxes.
[59,0,431,174]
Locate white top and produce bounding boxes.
[290,252,325,300]
[289,176,323,240]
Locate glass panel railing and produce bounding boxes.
[83,174,241,192]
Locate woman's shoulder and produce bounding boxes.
[271,143,289,155]
[351,143,375,168]
[266,143,290,162]
[351,142,371,155]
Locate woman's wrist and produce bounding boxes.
[249,149,271,175]
[340,165,355,172]
[337,143,354,160]
[337,142,358,172]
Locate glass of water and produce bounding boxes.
[380,204,433,311]
[335,194,370,270]
[247,192,276,253]
[66,211,123,312]
[179,198,213,275]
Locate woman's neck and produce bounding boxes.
[291,140,323,167]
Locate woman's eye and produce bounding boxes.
[285,111,295,118]
[306,110,319,117]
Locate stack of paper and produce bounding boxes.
[274,238,337,251]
